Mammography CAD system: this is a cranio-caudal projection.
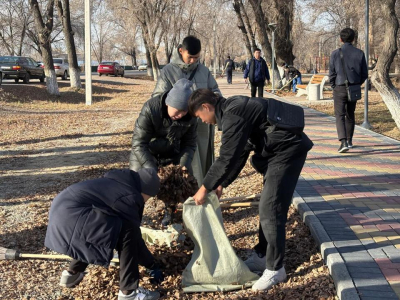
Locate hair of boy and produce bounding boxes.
[188,89,218,116]
[181,36,201,55]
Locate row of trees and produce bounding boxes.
[0,0,399,129]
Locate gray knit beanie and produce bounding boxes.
[137,168,160,197]
[165,78,194,111]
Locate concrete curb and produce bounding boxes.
[292,191,360,300]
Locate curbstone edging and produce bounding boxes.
[292,191,360,300]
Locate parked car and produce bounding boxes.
[0,56,45,84]
[40,58,69,80]
[53,58,69,80]
[97,62,124,77]
[138,64,147,71]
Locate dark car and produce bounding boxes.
[97,62,124,77]
[0,56,45,84]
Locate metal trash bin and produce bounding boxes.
[308,83,321,100]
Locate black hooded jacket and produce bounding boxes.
[44,169,153,267]
[129,92,197,171]
[202,96,313,191]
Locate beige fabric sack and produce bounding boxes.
[182,192,259,292]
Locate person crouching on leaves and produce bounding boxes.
[129,78,197,226]
[45,168,163,300]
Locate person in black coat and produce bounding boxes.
[223,56,235,84]
[243,48,270,97]
[129,78,197,173]
[282,63,302,92]
[329,28,368,153]
[129,78,197,225]
[188,89,313,292]
[45,168,162,300]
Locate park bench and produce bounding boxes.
[296,74,329,99]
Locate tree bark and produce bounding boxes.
[29,0,59,96]
[233,0,253,59]
[239,0,257,53]
[248,0,272,62]
[371,0,400,130]
[57,0,81,89]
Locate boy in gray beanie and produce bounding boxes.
[129,78,199,225]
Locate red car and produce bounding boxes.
[97,62,124,77]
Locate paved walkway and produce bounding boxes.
[217,73,400,300]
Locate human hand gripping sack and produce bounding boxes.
[193,185,208,205]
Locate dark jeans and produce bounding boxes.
[251,81,264,97]
[333,85,357,141]
[69,220,154,291]
[251,131,310,270]
[226,70,232,84]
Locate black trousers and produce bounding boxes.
[251,81,264,98]
[69,220,154,291]
[226,70,232,84]
[333,85,357,141]
[251,131,311,271]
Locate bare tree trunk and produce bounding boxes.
[239,0,257,52]
[150,51,159,81]
[248,0,272,61]
[233,0,253,59]
[57,0,81,89]
[29,0,59,96]
[371,0,400,130]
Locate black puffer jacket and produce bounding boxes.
[129,92,197,171]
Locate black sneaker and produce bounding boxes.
[347,139,353,148]
[338,140,349,153]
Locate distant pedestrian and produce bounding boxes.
[282,63,302,92]
[244,48,270,97]
[223,56,235,84]
[329,28,368,153]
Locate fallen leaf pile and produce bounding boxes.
[0,76,337,299]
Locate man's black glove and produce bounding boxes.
[148,263,164,284]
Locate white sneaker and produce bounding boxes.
[252,266,287,291]
[244,251,266,273]
[118,287,160,300]
[59,270,85,288]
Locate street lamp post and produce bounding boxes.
[84,0,92,105]
[268,23,277,92]
[361,0,372,129]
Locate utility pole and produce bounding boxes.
[213,14,217,78]
[84,0,92,105]
[361,0,371,129]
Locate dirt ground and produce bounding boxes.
[0,76,337,299]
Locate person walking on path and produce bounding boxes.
[45,168,163,300]
[329,28,368,153]
[188,89,313,292]
[223,55,235,84]
[282,63,302,93]
[129,78,197,225]
[152,35,221,189]
[243,48,270,97]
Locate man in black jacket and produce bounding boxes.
[329,28,368,153]
[244,48,270,97]
[282,63,302,92]
[45,168,162,300]
[130,78,197,225]
[223,55,235,84]
[188,89,313,292]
